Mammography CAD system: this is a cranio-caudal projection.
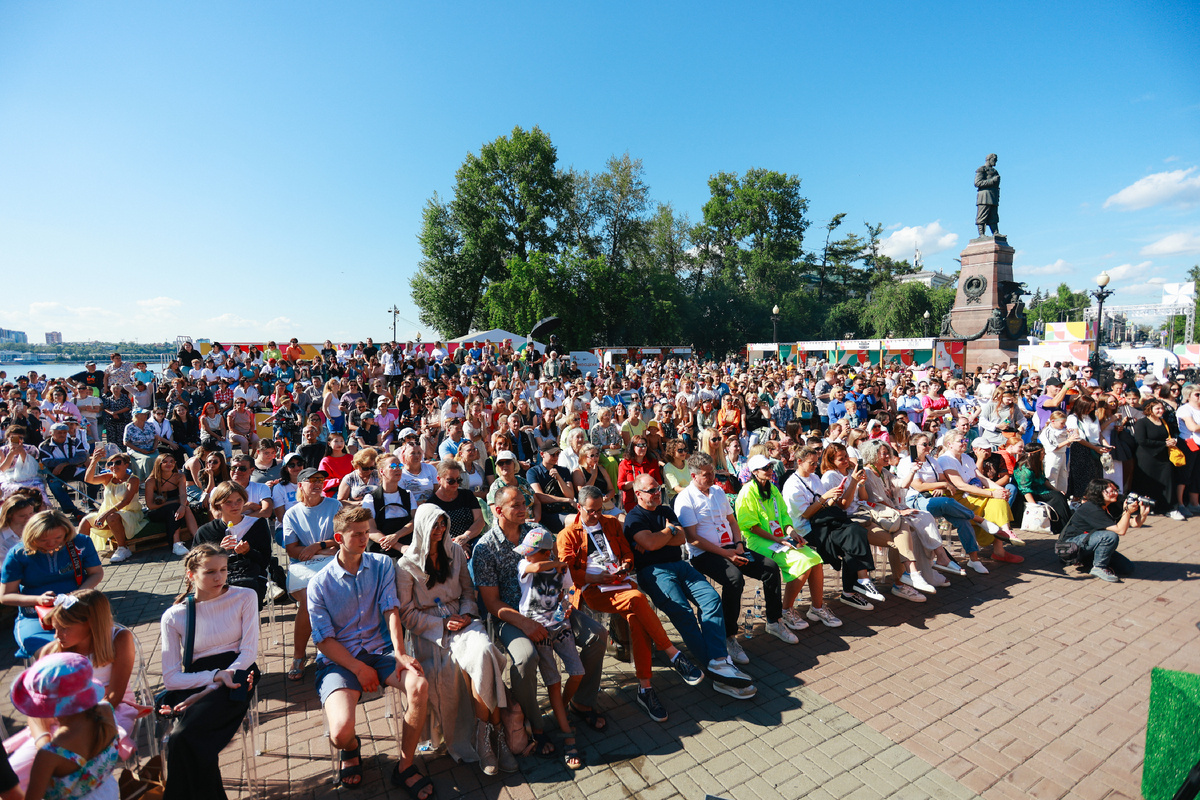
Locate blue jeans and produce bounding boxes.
[909,494,980,554]
[637,560,726,665]
[1068,529,1119,569]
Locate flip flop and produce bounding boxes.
[287,657,307,681]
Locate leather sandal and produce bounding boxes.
[337,736,362,787]
[392,763,435,800]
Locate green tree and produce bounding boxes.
[1160,265,1200,343]
[1027,283,1092,325]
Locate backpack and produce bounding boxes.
[369,484,413,536]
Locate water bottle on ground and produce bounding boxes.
[743,608,754,639]
[753,588,763,619]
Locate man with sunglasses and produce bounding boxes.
[230,454,275,520]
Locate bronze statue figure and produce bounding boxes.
[975,153,1000,237]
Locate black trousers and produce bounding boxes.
[805,513,874,594]
[689,548,782,635]
[146,502,182,538]
[162,652,259,800]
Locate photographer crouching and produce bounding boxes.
[1057,479,1149,582]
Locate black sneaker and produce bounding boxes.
[637,687,668,722]
[670,652,704,686]
[838,592,874,611]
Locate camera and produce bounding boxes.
[1124,493,1141,508]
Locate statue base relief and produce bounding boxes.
[946,235,1020,372]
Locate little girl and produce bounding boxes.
[1038,411,1075,494]
[12,651,120,800]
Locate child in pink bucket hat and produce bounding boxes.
[10,651,119,799]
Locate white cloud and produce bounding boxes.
[1148,277,1168,285]
[877,221,958,260]
[1104,261,1154,281]
[1141,232,1200,256]
[136,296,183,311]
[1165,156,1180,163]
[1016,259,1072,276]
[1104,168,1200,210]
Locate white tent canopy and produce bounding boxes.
[447,328,546,352]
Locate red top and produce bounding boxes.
[617,457,664,511]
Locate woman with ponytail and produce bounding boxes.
[158,543,259,800]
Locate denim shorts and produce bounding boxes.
[534,627,585,685]
[316,650,397,704]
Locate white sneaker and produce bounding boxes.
[781,608,810,631]
[980,519,1001,535]
[967,559,989,574]
[172,542,189,557]
[806,605,843,627]
[707,658,753,687]
[891,583,927,602]
[109,547,132,564]
[725,636,750,665]
[712,681,758,700]
[902,572,938,594]
[764,621,799,644]
[1169,509,1187,521]
[854,578,885,602]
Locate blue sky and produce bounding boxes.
[1,1,1198,344]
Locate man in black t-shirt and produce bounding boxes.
[623,473,755,698]
[527,444,575,532]
[1058,479,1145,582]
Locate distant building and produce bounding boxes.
[45,331,63,344]
[897,271,955,290]
[0,328,28,344]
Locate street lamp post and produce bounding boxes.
[1089,272,1113,367]
[922,310,930,337]
[771,304,781,345]
[387,305,401,343]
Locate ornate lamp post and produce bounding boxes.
[922,310,930,337]
[771,305,781,344]
[1090,272,1113,366]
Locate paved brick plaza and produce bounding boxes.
[2,518,1196,800]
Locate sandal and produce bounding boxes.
[562,738,585,771]
[569,703,608,731]
[531,730,556,758]
[337,736,362,787]
[287,657,306,681]
[392,763,435,800]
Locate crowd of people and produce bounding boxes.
[0,338,1173,798]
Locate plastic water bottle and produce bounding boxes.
[417,740,434,753]
[753,588,763,619]
[433,597,449,618]
[742,609,754,639]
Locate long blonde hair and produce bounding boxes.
[41,588,116,667]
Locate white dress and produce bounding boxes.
[1038,426,1071,494]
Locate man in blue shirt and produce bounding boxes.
[308,505,431,795]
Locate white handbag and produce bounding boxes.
[1020,502,1053,533]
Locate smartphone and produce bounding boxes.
[909,445,918,461]
[856,458,865,472]
[229,669,251,702]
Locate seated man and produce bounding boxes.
[282,468,340,682]
[676,453,799,659]
[527,443,576,533]
[307,505,432,795]
[471,485,608,753]
[558,485,704,723]
[1058,478,1146,582]
[624,474,755,699]
[38,422,91,518]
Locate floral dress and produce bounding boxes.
[101,394,132,445]
[41,718,120,800]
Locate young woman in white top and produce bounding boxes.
[158,544,258,800]
[936,433,1022,567]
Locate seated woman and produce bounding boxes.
[366,454,416,557]
[617,436,664,512]
[195,481,273,609]
[427,460,485,557]
[4,588,150,789]
[198,402,231,461]
[336,447,380,504]
[0,427,48,506]
[145,452,199,558]
[571,444,620,519]
[318,433,353,498]
[1058,479,1147,582]
[158,544,259,800]
[396,505,514,774]
[0,510,104,656]
[0,489,42,565]
[80,450,146,565]
[1012,443,1072,534]
[936,432,1022,568]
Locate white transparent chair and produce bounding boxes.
[158,680,262,799]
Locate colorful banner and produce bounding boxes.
[1043,321,1095,342]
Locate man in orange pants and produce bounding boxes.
[556,485,704,723]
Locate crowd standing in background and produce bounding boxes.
[0,337,1177,796]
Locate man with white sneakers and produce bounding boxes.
[624,473,756,700]
[674,453,799,658]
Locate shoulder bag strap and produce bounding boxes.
[66,538,85,586]
[182,594,196,672]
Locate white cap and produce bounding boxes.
[746,454,773,472]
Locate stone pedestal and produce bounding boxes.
[947,235,1019,371]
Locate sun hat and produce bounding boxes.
[11,652,105,719]
[512,527,556,556]
[747,454,773,472]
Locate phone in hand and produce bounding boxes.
[229,669,251,702]
[856,458,865,472]
[909,444,918,461]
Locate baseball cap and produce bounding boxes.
[397,427,418,439]
[49,422,69,432]
[970,437,992,451]
[495,450,518,464]
[540,442,561,455]
[512,527,556,556]
[747,454,772,472]
[297,467,328,482]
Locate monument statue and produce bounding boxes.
[974,153,1000,237]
